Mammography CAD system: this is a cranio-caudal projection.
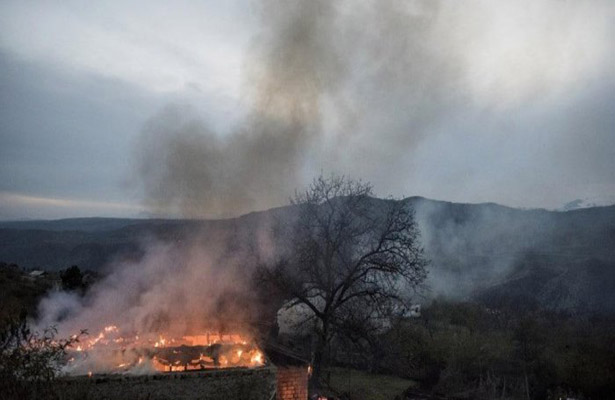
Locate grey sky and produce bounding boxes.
[0,0,614,219]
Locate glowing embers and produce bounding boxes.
[65,326,265,375]
[152,343,264,372]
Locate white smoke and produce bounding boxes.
[34,230,271,374]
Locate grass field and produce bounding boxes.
[324,367,414,400]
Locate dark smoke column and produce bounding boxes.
[135,0,345,218]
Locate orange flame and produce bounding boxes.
[66,326,265,374]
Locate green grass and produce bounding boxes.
[324,367,415,400]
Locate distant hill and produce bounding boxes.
[0,217,144,232]
[1,199,614,315]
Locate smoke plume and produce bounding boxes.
[134,0,614,217]
[135,1,339,217]
[133,0,466,217]
[33,227,271,374]
[38,240,254,335]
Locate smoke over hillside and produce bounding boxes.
[411,198,615,312]
[2,199,610,318]
[134,0,615,217]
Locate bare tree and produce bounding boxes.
[259,174,428,385]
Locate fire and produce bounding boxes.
[66,326,265,375]
[250,350,264,364]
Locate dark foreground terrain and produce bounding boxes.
[2,264,615,399]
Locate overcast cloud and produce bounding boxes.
[0,0,613,219]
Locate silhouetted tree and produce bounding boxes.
[258,174,428,385]
[61,265,83,291]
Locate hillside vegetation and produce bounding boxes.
[1,199,614,315]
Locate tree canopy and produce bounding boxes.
[259,174,428,384]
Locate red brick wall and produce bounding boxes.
[276,366,308,400]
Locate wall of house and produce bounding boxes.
[276,366,308,400]
[56,367,276,400]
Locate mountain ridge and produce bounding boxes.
[1,198,613,315]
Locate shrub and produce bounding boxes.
[0,311,85,400]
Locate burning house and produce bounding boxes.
[63,327,265,374]
[17,204,311,398]
[31,238,311,399]
[57,326,309,400]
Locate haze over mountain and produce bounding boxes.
[2,197,613,315]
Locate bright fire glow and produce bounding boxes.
[65,326,265,375]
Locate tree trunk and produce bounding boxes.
[311,321,329,387]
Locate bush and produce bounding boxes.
[0,311,85,400]
[339,300,615,399]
